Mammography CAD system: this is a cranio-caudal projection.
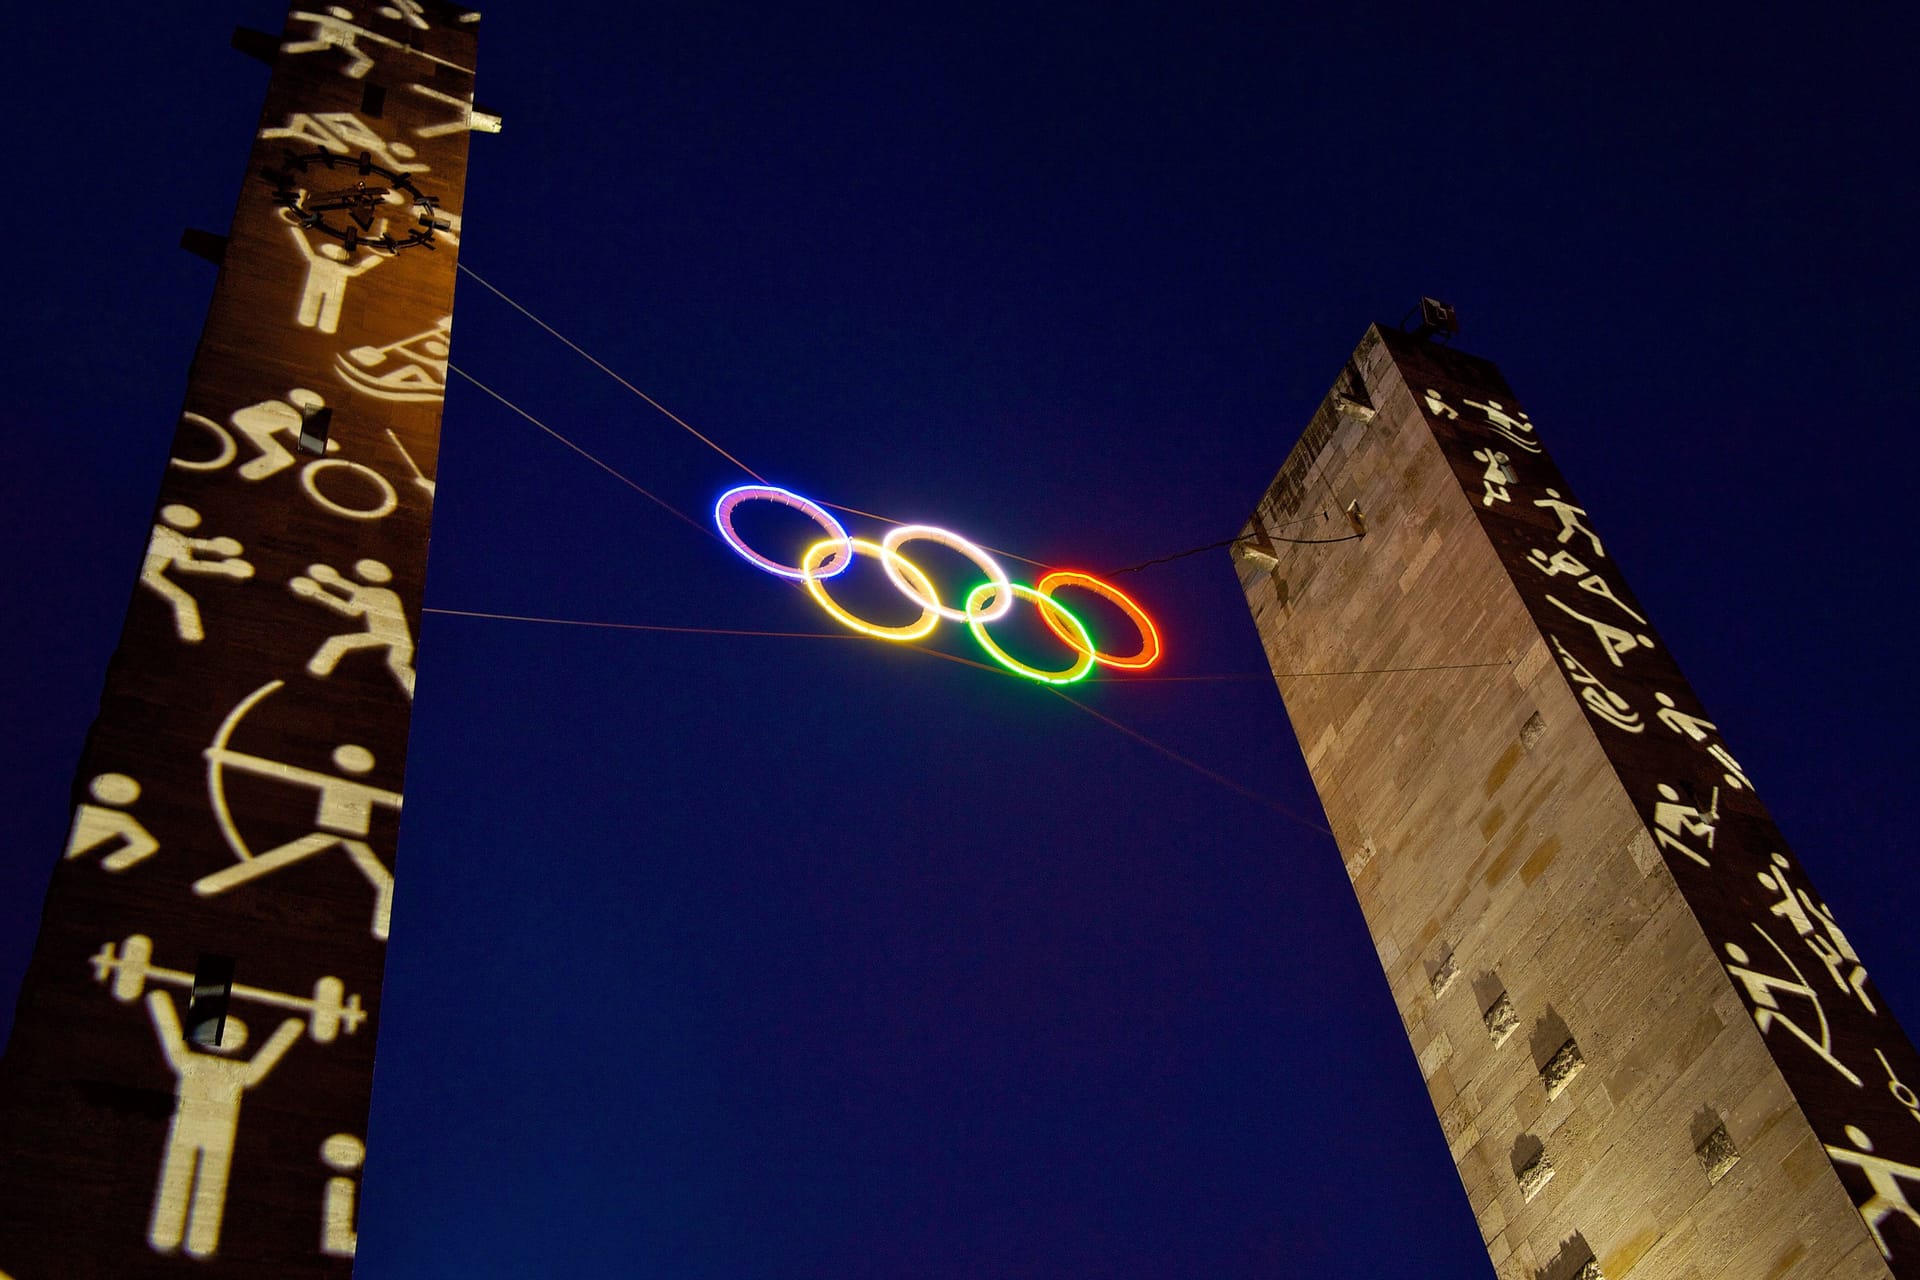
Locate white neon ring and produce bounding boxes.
[880,524,1013,623]
[716,484,853,581]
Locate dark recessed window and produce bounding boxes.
[186,955,235,1047]
[299,404,333,455]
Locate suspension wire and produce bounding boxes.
[422,604,1019,678]
[1309,445,1344,517]
[438,276,1475,841]
[448,364,712,539]
[423,601,1320,828]
[445,361,1058,586]
[422,607,857,641]
[457,264,1057,570]
[1085,672,1273,683]
[1046,689,1331,834]
[457,264,767,481]
[1089,659,1512,683]
[421,608,1511,688]
[899,641,1017,678]
[1103,529,1361,577]
[820,501,1056,571]
[455,264,1364,580]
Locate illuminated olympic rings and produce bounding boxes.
[715,485,1163,684]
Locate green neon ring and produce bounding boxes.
[963,582,1096,685]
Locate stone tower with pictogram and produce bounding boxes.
[1234,316,1920,1279]
[0,4,488,1275]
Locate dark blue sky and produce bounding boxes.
[3,4,1916,1276]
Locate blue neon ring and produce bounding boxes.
[714,485,854,580]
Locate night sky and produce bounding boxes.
[3,4,1917,1277]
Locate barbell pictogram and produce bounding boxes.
[89,934,366,1043]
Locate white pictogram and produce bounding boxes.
[1532,489,1604,557]
[285,214,386,335]
[261,111,429,174]
[282,8,472,80]
[1724,925,1861,1085]
[1549,634,1644,733]
[1546,594,1654,667]
[1526,547,1647,624]
[385,429,436,499]
[141,505,254,643]
[170,393,402,524]
[1471,447,1514,507]
[195,682,400,940]
[407,82,479,138]
[283,8,380,77]
[1653,692,1753,790]
[1650,781,1717,868]
[1423,387,1544,452]
[234,389,332,479]
[144,994,303,1259]
[321,1133,365,1257]
[1462,396,1543,453]
[337,316,449,402]
[300,459,399,521]
[1878,1048,1920,1127]
[380,0,429,28]
[292,560,416,699]
[1758,852,1873,1013]
[1654,693,1715,739]
[64,773,159,871]
[1825,1125,1920,1261]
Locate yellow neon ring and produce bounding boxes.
[801,537,941,642]
[963,582,1096,685]
[880,524,1014,623]
[1035,571,1163,670]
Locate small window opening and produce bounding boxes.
[298,404,333,455]
[186,955,235,1047]
[361,82,387,117]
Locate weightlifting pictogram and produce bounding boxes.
[89,934,365,1043]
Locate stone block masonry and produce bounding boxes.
[0,4,482,1275]
[1235,324,1920,1279]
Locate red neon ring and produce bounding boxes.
[1034,571,1163,670]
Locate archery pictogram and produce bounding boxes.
[193,681,400,940]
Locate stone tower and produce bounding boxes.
[1234,321,1920,1279]
[0,5,484,1275]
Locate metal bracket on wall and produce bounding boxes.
[231,26,278,67]
[179,229,228,267]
